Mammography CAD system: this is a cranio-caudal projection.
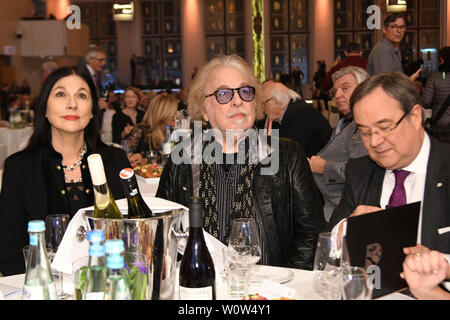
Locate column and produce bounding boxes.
[181,0,206,88]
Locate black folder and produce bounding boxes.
[346,201,420,298]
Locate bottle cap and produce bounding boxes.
[87,230,105,243]
[119,168,135,180]
[28,220,45,232]
[105,239,125,255]
[189,197,203,228]
[87,154,107,185]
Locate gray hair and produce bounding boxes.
[266,86,301,107]
[85,46,107,62]
[331,66,369,85]
[41,61,58,74]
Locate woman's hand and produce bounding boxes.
[121,124,134,139]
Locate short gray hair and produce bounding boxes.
[332,66,369,85]
[41,61,58,74]
[85,46,107,62]
[265,84,301,107]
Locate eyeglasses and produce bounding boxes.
[389,24,406,32]
[358,108,411,139]
[205,86,256,104]
[94,57,107,62]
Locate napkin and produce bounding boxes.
[51,197,188,275]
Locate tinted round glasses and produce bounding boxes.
[205,86,256,104]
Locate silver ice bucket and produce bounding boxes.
[77,208,187,300]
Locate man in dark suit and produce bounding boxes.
[328,72,450,256]
[258,81,332,157]
[77,46,108,110]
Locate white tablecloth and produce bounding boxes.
[0,266,413,300]
[0,126,33,169]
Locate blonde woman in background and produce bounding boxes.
[125,92,178,167]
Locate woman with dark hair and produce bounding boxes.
[0,66,131,276]
[421,46,450,143]
[111,86,145,144]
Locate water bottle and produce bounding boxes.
[83,230,107,300]
[103,240,131,300]
[22,220,58,300]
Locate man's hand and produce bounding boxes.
[98,98,108,110]
[410,68,422,82]
[308,156,326,174]
[349,205,382,218]
[400,248,450,300]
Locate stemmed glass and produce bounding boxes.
[45,214,70,299]
[312,232,350,299]
[227,218,262,297]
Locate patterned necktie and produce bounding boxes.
[388,170,410,207]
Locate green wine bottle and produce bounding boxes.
[119,168,155,218]
[87,154,123,219]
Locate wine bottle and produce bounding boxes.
[119,168,155,218]
[83,230,107,300]
[179,197,216,300]
[162,126,171,165]
[22,220,58,300]
[87,154,123,219]
[103,240,131,300]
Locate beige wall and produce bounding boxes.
[181,0,206,88]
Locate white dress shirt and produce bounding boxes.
[333,133,450,269]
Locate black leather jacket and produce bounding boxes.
[156,135,325,270]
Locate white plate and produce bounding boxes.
[248,265,295,284]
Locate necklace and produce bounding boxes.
[63,144,87,184]
[63,144,87,171]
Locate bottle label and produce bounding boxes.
[23,283,57,300]
[162,142,171,155]
[119,168,134,179]
[83,292,105,300]
[179,286,213,300]
[29,234,38,246]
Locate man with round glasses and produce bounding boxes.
[367,13,407,76]
[328,72,450,260]
[157,54,325,270]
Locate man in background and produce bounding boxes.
[322,42,367,92]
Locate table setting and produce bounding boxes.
[0,196,415,300]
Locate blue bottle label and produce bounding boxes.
[29,234,38,246]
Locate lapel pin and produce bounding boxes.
[437,182,443,188]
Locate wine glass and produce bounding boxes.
[341,266,372,300]
[312,232,350,299]
[45,214,70,299]
[227,218,261,297]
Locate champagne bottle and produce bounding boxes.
[22,220,58,300]
[103,240,131,300]
[179,197,216,300]
[119,168,155,218]
[83,230,107,300]
[87,154,123,219]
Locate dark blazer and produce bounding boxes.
[76,64,102,98]
[328,136,450,254]
[256,99,332,158]
[156,136,326,270]
[0,143,131,276]
[112,110,145,144]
